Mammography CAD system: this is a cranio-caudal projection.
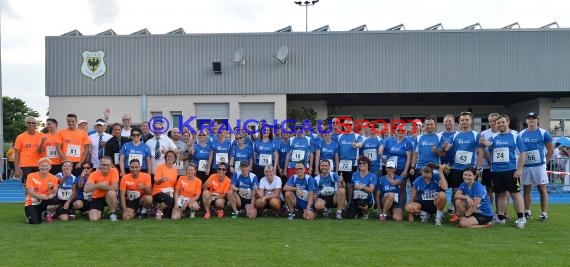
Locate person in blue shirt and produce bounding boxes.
[483,114,528,228]
[253,127,278,180]
[211,132,232,173]
[346,156,377,219]
[229,133,254,175]
[55,160,79,221]
[315,130,340,175]
[190,133,213,182]
[520,112,554,221]
[439,114,457,165]
[375,160,403,222]
[119,128,152,176]
[283,162,317,221]
[284,126,313,178]
[337,119,363,188]
[384,128,413,205]
[410,116,444,184]
[275,131,290,180]
[361,130,384,178]
[312,160,346,220]
[228,162,259,219]
[405,165,448,225]
[72,162,92,214]
[453,167,494,228]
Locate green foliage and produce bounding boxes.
[288,106,317,125]
[0,203,567,266]
[2,96,40,142]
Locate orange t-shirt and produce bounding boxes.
[120,172,152,195]
[176,176,202,198]
[87,168,119,199]
[205,174,231,194]
[42,132,62,165]
[25,172,59,206]
[152,164,178,196]
[14,131,42,167]
[6,148,15,161]
[57,128,89,163]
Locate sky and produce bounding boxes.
[0,0,568,117]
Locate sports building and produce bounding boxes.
[46,25,570,134]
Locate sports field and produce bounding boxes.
[0,201,568,266]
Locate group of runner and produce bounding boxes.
[16,111,555,229]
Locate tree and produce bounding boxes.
[3,96,40,142]
[287,107,317,126]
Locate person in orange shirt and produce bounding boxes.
[14,116,43,185]
[171,163,202,220]
[56,114,90,177]
[84,157,119,221]
[120,159,152,221]
[38,118,63,175]
[4,143,16,181]
[24,158,59,224]
[202,162,231,219]
[152,150,178,219]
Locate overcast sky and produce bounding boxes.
[1,0,568,116]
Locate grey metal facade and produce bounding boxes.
[45,29,570,97]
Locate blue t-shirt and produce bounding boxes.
[193,142,212,167]
[275,138,289,169]
[75,175,88,200]
[384,137,413,170]
[378,175,403,194]
[254,139,277,167]
[440,131,457,164]
[211,139,231,169]
[56,172,78,201]
[288,136,313,168]
[362,136,383,172]
[231,144,253,168]
[231,172,259,197]
[119,141,152,170]
[449,131,482,170]
[313,173,340,197]
[519,128,552,167]
[318,140,339,171]
[458,181,494,217]
[286,175,317,203]
[338,133,362,165]
[412,174,441,201]
[414,133,444,169]
[488,132,527,172]
[351,171,377,202]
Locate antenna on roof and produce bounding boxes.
[349,24,367,31]
[502,22,520,29]
[167,28,185,34]
[386,24,405,31]
[424,23,443,30]
[276,26,292,32]
[462,23,482,30]
[312,25,329,32]
[540,22,559,28]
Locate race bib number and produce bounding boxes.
[259,154,272,166]
[215,153,229,164]
[455,150,473,165]
[353,190,368,200]
[364,149,377,161]
[66,144,80,157]
[234,161,241,171]
[296,189,309,201]
[176,196,189,207]
[174,160,184,170]
[114,153,120,165]
[57,188,73,200]
[161,187,174,198]
[46,146,59,159]
[327,159,334,171]
[128,154,143,166]
[393,193,400,203]
[127,190,141,201]
[339,159,352,172]
[238,188,252,199]
[526,150,541,164]
[388,156,398,168]
[493,147,509,163]
[320,186,335,197]
[31,197,42,205]
[83,192,93,201]
[198,160,208,172]
[292,150,305,161]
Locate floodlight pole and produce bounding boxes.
[294,0,319,32]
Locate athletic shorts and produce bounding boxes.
[239,196,252,208]
[25,205,45,224]
[90,197,107,211]
[419,199,437,214]
[473,213,493,225]
[491,170,521,193]
[294,198,309,210]
[448,169,464,189]
[339,166,357,184]
[153,193,174,207]
[55,199,75,216]
[481,169,492,188]
[383,193,402,210]
[522,165,549,186]
[317,195,335,209]
[78,199,91,212]
[346,198,370,219]
[126,198,142,210]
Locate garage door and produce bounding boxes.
[195,103,229,129]
[239,103,275,123]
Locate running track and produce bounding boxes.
[1,179,569,204]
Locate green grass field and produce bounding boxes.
[0,203,567,266]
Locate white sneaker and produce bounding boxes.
[515,217,527,229]
[190,211,196,219]
[109,213,118,222]
[492,216,506,225]
[435,217,442,226]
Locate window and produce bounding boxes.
[171,111,182,129]
[550,108,570,137]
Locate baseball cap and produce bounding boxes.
[239,161,249,167]
[386,160,396,169]
[95,119,106,126]
[78,120,88,125]
[526,112,538,119]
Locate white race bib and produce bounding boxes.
[297,189,309,201]
[66,144,80,157]
[31,197,42,205]
[393,193,400,203]
[292,150,305,161]
[388,156,398,168]
[234,161,241,171]
[176,195,189,207]
[526,150,541,164]
[83,192,93,201]
[327,159,334,171]
[127,190,141,201]
[161,187,174,198]
[259,154,272,166]
[364,149,377,161]
[174,160,184,170]
[47,146,59,159]
[238,188,252,199]
[320,186,335,197]
[215,153,229,164]
[455,150,473,165]
[353,190,368,200]
[114,153,120,165]
[339,159,352,172]
[198,160,208,172]
[128,154,144,166]
[493,147,509,163]
[57,188,73,200]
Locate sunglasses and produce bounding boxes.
[132,134,141,137]
[235,136,243,140]
[358,162,367,165]
[218,168,227,171]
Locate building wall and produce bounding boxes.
[49,96,142,126]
